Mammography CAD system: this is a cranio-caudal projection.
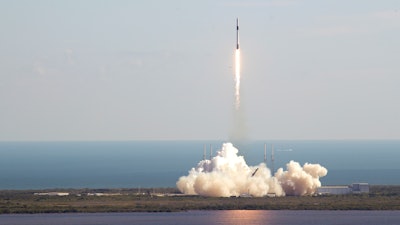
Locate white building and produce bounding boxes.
[34,192,69,196]
[317,186,352,195]
[317,183,369,195]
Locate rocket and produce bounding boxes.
[236,18,239,49]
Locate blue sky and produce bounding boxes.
[1,0,399,141]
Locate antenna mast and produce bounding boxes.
[264,143,267,164]
[209,144,213,160]
[271,144,275,174]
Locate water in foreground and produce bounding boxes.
[1,211,399,225]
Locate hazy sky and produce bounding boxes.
[1,0,399,141]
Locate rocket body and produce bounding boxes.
[236,18,239,49]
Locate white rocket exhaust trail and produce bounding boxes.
[234,18,241,110]
[234,49,241,110]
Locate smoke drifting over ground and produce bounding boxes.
[177,143,327,197]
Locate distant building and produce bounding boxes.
[351,183,369,193]
[86,193,122,196]
[317,186,352,195]
[34,192,69,196]
[317,183,369,195]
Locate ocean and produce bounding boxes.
[0,140,399,189]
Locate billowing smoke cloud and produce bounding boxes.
[275,161,328,196]
[177,143,327,197]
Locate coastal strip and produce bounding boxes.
[0,186,399,213]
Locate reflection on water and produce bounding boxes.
[0,211,399,225]
[218,210,275,225]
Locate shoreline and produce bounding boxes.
[0,186,399,213]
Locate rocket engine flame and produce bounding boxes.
[176,143,328,197]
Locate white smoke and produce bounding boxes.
[177,143,327,197]
[275,161,328,196]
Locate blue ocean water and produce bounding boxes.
[0,140,399,189]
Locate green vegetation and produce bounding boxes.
[0,186,399,213]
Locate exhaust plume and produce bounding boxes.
[275,161,328,196]
[176,143,327,197]
[230,46,246,142]
[234,49,241,110]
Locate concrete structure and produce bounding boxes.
[87,193,122,196]
[317,183,369,195]
[317,186,352,195]
[34,192,69,196]
[351,183,369,193]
